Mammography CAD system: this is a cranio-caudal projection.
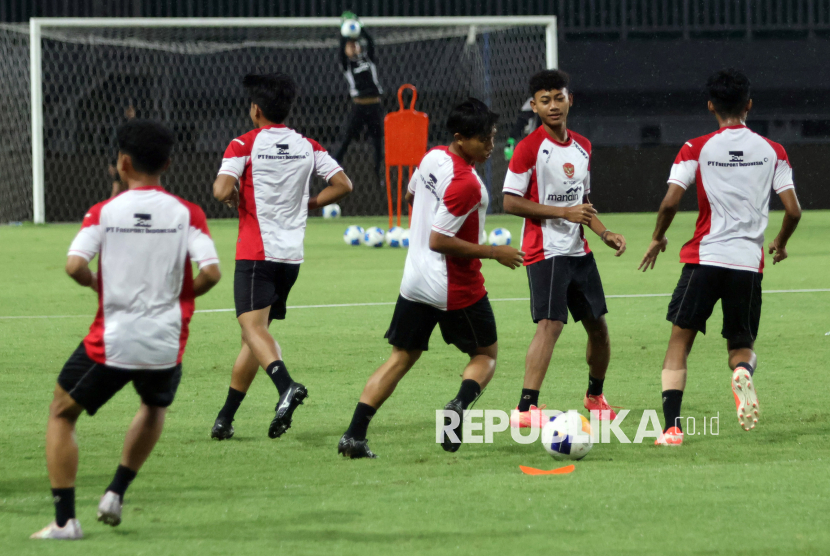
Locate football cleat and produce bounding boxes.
[732,367,760,431]
[30,519,83,540]
[510,404,548,428]
[97,491,122,527]
[337,434,378,459]
[584,392,618,420]
[441,398,464,452]
[654,426,684,446]
[210,416,235,440]
[268,382,308,438]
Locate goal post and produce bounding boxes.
[22,16,557,224]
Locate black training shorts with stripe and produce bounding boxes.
[526,253,608,324]
[234,260,300,321]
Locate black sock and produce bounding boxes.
[736,362,755,377]
[517,388,539,412]
[106,465,138,502]
[218,387,246,421]
[662,390,684,432]
[51,487,75,527]
[266,360,292,395]
[345,402,377,441]
[587,375,605,396]
[455,379,481,410]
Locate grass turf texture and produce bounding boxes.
[1,211,828,555]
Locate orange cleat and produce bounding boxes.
[732,367,759,431]
[583,392,618,420]
[510,404,549,428]
[654,426,684,446]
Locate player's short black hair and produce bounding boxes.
[446,98,499,139]
[243,72,297,123]
[117,119,174,175]
[529,69,570,96]
[706,68,751,117]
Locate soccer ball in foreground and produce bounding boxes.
[488,228,512,246]
[341,19,362,39]
[541,412,593,461]
[323,203,341,219]
[400,229,410,248]
[343,225,364,246]
[386,226,404,247]
[364,227,385,247]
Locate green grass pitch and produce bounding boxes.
[1,211,828,555]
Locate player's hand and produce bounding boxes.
[492,246,524,269]
[603,232,626,256]
[107,164,117,179]
[768,237,788,264]
[563,204,596,225]
[224,188,239,210]
[638,237,668,272]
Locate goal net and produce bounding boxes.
[2,18,554,223]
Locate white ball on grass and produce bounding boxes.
[343,225,364,246]
[364,227,385,248]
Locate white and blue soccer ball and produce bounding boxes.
[323,203,341,219]
[340,19,362,39]
[541,412,593,461]
[343,225,364,246]
[386,226,404,247]
[364,227,385,247]
[488,228,512,246]
[400,228,410,248]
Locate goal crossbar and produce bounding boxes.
[27,16,557,223]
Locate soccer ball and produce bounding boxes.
[488,228,512,246]
[343,225,364,246]
[386,226,405,247]
[323,203,341,219]
[541,412,593,461]
[341,19,362,39]
[400,229,410,248]
[364,227,385,247]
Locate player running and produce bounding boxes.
[640,69,802,446]
[210,73,353,441]
[31,120,221,540]
[338,98,524,459]
[502,70,627,428]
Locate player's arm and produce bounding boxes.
[768,189,802,264]
[583,194,626,256]
[308,170,353,210]
[503,193,595,224]
[66,255,97,291]
[638,183,685,272]
[429,232,524,269]
[213,174,239,209]
[192,263,221,297]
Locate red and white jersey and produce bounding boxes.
[668,125,794,273]
[503,126,592,264]
[400,146,489,311]
[68,186,219,370]
[218,124,342,263]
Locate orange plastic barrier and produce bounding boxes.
[384,84,429,228]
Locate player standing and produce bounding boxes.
[338,98,524,459]
[502,70,627,428]
[639,69,802,445]
[210,73,353,440]
[31,120,221,539]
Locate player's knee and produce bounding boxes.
[389,348,421,372]
[49,387,81,421]
[537,319,564,340]
[472,342,498,362]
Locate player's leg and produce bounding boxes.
[212,339,262,440]
[722,269,763,431]
[98,365,181,526]
[339,296,437,459]
[333,104,363,165]
[366,103,385,179]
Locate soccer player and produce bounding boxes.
[502,70,627,428]
[31,120,221,540]
[210,73,353,440]
[639,69,802,446]
[338,98,524,459]
[333,11,384,180]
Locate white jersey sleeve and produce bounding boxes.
[502,138,535,196]
[668,141,699,190]
[408,168,420,195]
[432,174,482,238]
[307,138,343,181]
[218,137,251,179]
[68,203,106,261]
[770,144,795,194]
[185,204,220,269]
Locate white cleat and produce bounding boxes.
[732,368,760,431]
[30,519,83,540]
[97,491,123,527]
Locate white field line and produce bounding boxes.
[1,289,828,320]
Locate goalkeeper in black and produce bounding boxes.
[333,12,384,181]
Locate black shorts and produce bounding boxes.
[526,253,608,324]
[384,294,498,354]
[667,263,762,347]
[234,260,300,320]
[57,343,182,416]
